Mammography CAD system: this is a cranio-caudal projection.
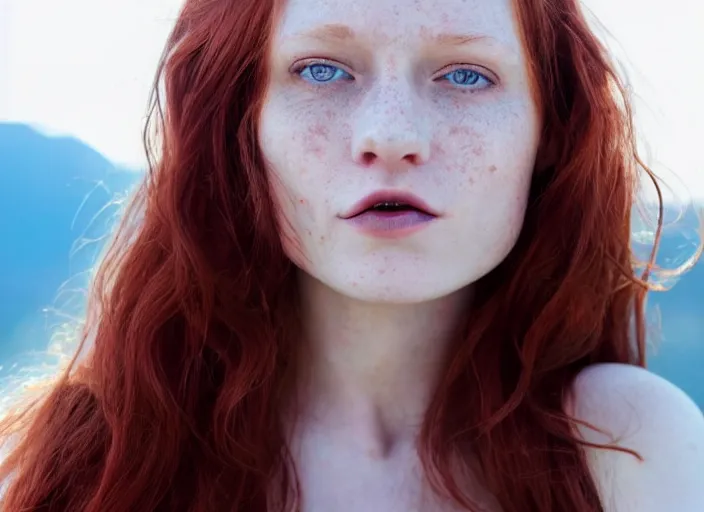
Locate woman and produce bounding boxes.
[1,0,702,510]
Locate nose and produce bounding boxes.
[351,88,431,171]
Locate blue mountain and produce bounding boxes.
[0,123,137,360]
[0,122,702,404]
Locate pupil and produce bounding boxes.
[311,65,335,81]
[453,70,478,85]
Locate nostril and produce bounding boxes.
[359,151,419,167]
[361,151,376,165]
[403,153,419,165]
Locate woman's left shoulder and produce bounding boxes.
[565,362,704,512]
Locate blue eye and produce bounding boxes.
[297,63,353,84]
[294,62,494,90]
[440,68,493,90]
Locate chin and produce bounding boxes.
[321,267,472,304]
[293,244,502,305]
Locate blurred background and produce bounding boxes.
[1,1,703,403]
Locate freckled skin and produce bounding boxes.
[258,3,542,509]
[259,0,540,305]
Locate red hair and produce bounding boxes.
[0,0,684,510]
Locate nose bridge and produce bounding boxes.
[351,77,431,168]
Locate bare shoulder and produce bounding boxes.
[566,362,704,512]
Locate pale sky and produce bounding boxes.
[1,0,702,201]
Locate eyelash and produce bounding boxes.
[290,59,497,91]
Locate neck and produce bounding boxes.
[292,271,472,455]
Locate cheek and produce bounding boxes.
[438,124,490,185]
[302,121,332,160]
[442,111,537,190]
[273,191,314,271]
[266,160,319,271]
[260,101,342,269]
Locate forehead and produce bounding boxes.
[275,0,522,52]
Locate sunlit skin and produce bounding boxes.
[258,0,704,510]
[259,1,537,508]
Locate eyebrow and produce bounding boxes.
[302,23,356,42]
[288,23,503,49]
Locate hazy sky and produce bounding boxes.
[1,0,703,201]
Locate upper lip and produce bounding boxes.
[340,190,440,219]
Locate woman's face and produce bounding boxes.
[259,0,540,303]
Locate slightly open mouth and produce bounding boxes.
[357,201,426,216]
[341,191,440,220]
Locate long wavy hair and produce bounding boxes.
[0,0,685,510]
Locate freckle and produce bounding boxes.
[488,165,497,173]
[309,123,329,139]
[319,235,325,242]
[447,163,464,175]
[431,141,445,157]
[468,176,475,185]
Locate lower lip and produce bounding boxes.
[344,210,436,238]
